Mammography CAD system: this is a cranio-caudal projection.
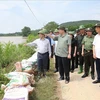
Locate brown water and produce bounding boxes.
[0,36,27,44]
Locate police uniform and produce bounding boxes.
[76,25,85,74]
[81,28,95,79]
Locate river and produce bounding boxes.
[0,36,27,44]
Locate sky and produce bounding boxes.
[0,0,100,33]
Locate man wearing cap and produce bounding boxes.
[69,32,77,73]
[76,25,86,74]
[54,29,59,73]
[93,23,100,83]
[25,29,51,78]
[49,30,55,58]
[81,28,95,80]
[56,26,71,84]
[74,29,80,68]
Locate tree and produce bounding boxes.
[44,21,59,32]
[22,26,31,37]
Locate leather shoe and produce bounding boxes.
[91,75,95,80]
[65,80,70,84]
[81,74,88,78]
[54,70,58,73]
[58,77,64,81]
[93,80,100,84]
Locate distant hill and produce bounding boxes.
[60,20,100,31]
[60,20,100,27]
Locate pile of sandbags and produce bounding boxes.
[1,52,37,100]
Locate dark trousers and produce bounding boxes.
[37,52,48,72]
[84,52,94,75]
[55,55,58,71]
[79,51,84,67]
[51,46,54,58]
[58,56,70,81]
[75,54,79,68]
[96,58,100,80]
[47,52,50,71]
[70,54,75,71]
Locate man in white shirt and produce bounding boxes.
[25,29,51,78]
[93,23,100,84]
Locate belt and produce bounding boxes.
[38,52,48,55]
[84,49,92,52]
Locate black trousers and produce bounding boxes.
[58,56,70,80]
[37,52,48,72]
[70,54,75,71]
[84,52,94,75]
[75,53,79,68]
[47,52,50,71]
[96,58,100,80]
[51,46,54,58]
[55,55,58,71]
[79,51,84,67]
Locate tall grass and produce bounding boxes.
[0,42,35,99]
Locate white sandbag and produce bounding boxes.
[3,86,28,100]
[27,52,37,63]
[5,72,29,87]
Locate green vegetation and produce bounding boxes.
[60,20,100,31]
[22,26,31,37]
[0,42,35,99]
[44,21,59,32]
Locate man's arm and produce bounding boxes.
[93,37,96,59]
[82,44,84,56]
[93,45,96,59]
[46,34,59,41]
[48,40,51,58]
[26,39,37,47]
[67,36,71,59]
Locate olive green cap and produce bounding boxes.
[75,29,79,32]
[86,28,93,32]
[38,29,47,34]
[79,25,85,30]
[94,23,100,28]
[54,29,58,33]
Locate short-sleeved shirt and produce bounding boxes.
[82,35,94,51]
[75,34,85,52]
[93,34,100,58]
[56,34,71,57]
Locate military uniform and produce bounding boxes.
[76,25,86,74]
[81,28,95,79]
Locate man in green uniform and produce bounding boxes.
[81,28,95,80]
[56,26,71,84]
[76,25,86,74]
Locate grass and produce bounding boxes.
[29,59,60,100]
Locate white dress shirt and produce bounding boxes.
[27,38,51,57]
[93,34,100,59]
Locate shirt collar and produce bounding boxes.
[86,35,93,38]
[60,33,66,38]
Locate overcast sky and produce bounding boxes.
[0,0,100,33]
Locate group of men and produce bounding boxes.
[26,23,100,84]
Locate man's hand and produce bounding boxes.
[81,52,84,56]
[93,53,97,59]
[73,53,76,57]
[68,54,71,59]
[77,52,79,55]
